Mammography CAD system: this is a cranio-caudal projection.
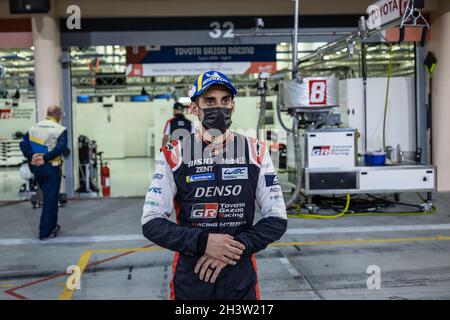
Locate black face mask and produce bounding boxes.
[200,107,232,135]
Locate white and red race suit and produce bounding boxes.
[141,131,287,300]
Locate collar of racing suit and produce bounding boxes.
[195,130,235,156]
[197,128,233,144]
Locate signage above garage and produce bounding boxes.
[125,44,277,76]
[60,15,360,47]
[366,0,409,30]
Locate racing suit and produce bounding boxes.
[141,132,287,300]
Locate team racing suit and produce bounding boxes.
[141,132,287,300]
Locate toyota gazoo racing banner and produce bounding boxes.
[126,44,277,76]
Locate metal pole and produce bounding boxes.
[361,43,368,153]
[233,31,349,38]
[61,48,75,198]
[292,0,299,77]
[256,77,267,140]
[415,44,427,164]
[298,17,405,64]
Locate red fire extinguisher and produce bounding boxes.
[101,162,111,197]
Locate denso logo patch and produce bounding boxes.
[222,167,248,180]
[190,203,219,219]
[195,185,242,198]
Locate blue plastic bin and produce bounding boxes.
[364,152,386,166]
[131,95,150,102]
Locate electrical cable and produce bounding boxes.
[275,82,294,133]
[285,116,302,207]
[346,206,436,216]
[366,194,422,209]
[416,192,427,202]
[287,193,436,219]
[256,77,266,140]
[382,44,393,150]
[288,193,351,219]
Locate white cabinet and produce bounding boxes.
[339,77,416,153]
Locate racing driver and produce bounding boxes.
[141,70,287,300]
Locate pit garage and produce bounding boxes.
[1,0,450,304]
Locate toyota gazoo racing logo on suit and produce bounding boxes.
[190,203,219,219]
[218,203,245,219]
[221,167,248,180]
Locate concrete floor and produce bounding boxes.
[0,166,23,201]
[1,191,450,300]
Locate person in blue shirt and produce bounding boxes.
[20,105,68,240]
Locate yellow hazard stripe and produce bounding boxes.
[59,250,92,300]
[59,247,162,300]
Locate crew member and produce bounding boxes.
[20,105,68,240]
[161,102,193,147]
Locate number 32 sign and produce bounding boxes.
[209,21,235,39]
